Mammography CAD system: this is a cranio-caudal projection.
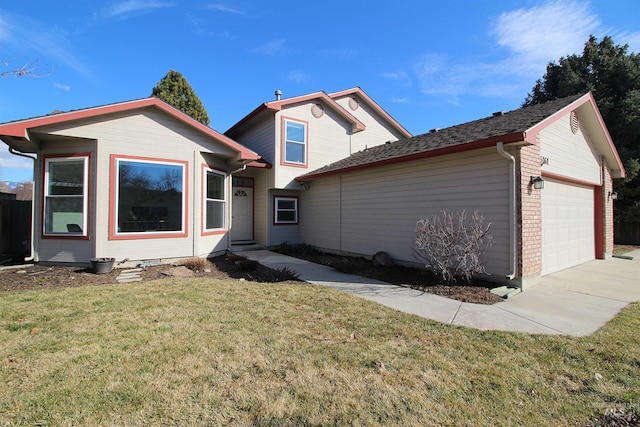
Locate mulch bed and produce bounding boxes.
[0,251,505,305]
[272,247,504,305]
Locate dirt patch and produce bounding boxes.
[0,254,300,293]
[273,246,504,305]
[0,250,505,305]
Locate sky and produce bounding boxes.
[1,0,639,183]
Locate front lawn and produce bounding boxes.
[1,278,638,425]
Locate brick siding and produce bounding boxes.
[517,144,542,277]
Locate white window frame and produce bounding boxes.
[274,196,298,224]
[112,156,187,238]
[203,167,227,233]
[43,155,89,237]
[283,119,307,165]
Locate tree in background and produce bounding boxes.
[524,35,640,223]
[151,70,210,126]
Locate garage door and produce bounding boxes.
[541,178,595,275]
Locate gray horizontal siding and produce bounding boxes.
[300,149,511,275]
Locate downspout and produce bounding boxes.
[496,143,516,280]
[227,164,247,252]
[8,147,37,262]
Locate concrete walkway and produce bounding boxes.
[239,249,640,336]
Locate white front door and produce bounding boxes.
[542,178,595,275]
[231,186,253,242]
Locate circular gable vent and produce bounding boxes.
[311,103,324,118]
[348,97,359,111]
[570,110,579,134]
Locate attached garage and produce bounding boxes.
[298,92,626,289]
[541,178,595,275]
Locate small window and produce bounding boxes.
[284,119,306,165]
[43,155,89,237]
[204,168,226,231]
[274,196,298,224]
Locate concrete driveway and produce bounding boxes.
[240,249,640,336]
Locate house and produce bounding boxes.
[294,93,625,288]
[224,87,412,247]
[0,89,625,289]
[0,98,260,264]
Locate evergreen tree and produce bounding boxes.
[524,35,640,222]
[151,70,210,126]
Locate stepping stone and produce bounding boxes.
[117,268,143,283]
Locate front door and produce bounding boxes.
[231,186,253,242]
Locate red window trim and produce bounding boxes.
[280,116,309,168]
[41,153,92,241]
[109,154,189,240]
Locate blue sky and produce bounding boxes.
[1,0,639,182]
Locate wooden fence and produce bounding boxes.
[615,221,640,245]
[0,194,32,261]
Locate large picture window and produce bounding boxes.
[283,119,307,165]
[204,168,226,232]
[112,156,187,237]
[274,196,298,224]
[43,155,89,237]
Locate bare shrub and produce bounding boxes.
[181,257,209,272]
[414,210,492,283]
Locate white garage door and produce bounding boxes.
[542,178,595,275]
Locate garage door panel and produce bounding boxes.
[542,179,595,275]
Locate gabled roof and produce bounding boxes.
[0,97,260,161]
[298,92,626,181]
[329,87,412,138]
[225,90,366,136]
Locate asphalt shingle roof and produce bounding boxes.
[299,94,584,180]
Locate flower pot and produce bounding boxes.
[91,257,115,274]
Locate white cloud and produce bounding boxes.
[286,69,310,84]
[203,3,242,14]
[407,0,604,104]
[54,82,71,91]
[492,0,600,74]
[610,30,640,53]
[252,39,287,55]
[380,70,412,87]
[104,0,173,19]
[0,10,93,80]
[392,97,411,104]
[0,148,33,171]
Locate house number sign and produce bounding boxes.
[540,156,549,166]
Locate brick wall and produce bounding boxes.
[517,144,542,278]
[603,163,614,256]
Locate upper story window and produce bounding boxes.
[43,155,90,237]
[283,118,307,166]
[110,155,187,239]
[203,167,226,233]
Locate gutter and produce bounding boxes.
[496,143,516,280]
[8,147,36,262]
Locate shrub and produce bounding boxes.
[274,242,320,256]
[181,257,209,272]
[414,210,492,283]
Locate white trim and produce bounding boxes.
[43,156,89,237]
[203,167,227,232]
[284,119,307,165]
[274,196,298,224]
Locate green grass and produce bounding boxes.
[1,278,639,426]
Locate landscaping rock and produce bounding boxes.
[372,251,394,267]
